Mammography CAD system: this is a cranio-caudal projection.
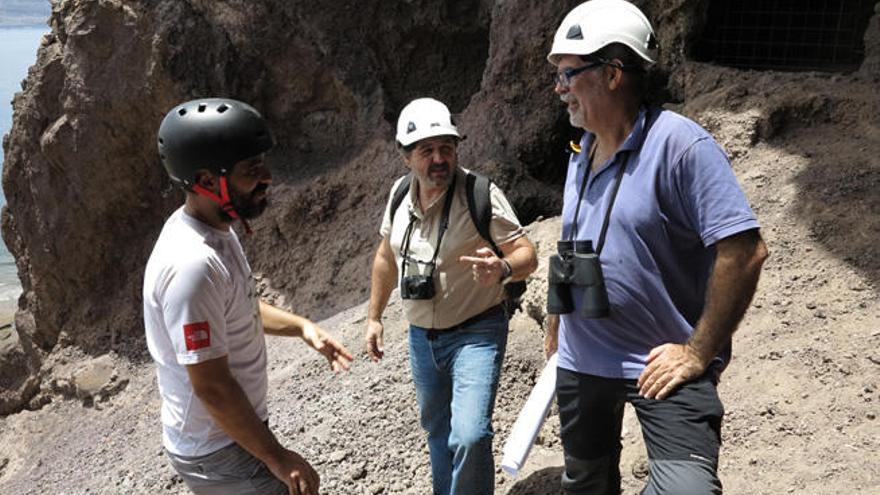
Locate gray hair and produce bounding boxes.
[584,42,650,103]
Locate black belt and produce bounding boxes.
[425,304,506,340]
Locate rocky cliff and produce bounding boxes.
[1,0,879,492]
[1,2,878,483]
[0,0,706,412]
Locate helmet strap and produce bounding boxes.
[191,175,253,235]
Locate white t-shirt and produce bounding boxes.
[144,207,269,456]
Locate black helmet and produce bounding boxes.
[157,98,274,189]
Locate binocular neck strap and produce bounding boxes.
[570,107,660,256]
[399,174,457,278]
[569,143,630,256]
[595,158,627,255]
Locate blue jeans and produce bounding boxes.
[409,311,509,495]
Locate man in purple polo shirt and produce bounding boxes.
[544,1,768,493]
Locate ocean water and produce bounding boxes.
[0,25,49,310]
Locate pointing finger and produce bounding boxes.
[459,256,494,266]
[474,247,495,258]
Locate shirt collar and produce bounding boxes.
[575,105,651,165]
[620,106,650,153]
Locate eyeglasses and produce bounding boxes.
[553,59,609,88]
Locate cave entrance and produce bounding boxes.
[692,0,875,72]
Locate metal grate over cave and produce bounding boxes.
[693,0,875,72]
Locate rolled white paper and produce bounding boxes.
[501,352,558,476]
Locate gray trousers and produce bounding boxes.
[557,367,725,495]
[166,441,287,495]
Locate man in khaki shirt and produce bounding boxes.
[365,97,537,494]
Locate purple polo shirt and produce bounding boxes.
[558,107,760,379]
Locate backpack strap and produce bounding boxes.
[465,172,500,255]
[393,171,497,251]
[466,171,527,310]
[389,172,413,224]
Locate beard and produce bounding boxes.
[561,93,586,129]
[221,182,269,221]
[424,161,453,188]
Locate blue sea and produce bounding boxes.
[0,25,48,312]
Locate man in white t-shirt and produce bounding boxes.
[145,98,353,495]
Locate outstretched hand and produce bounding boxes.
[301,323,353,372]
[460,247,506,287]
[637,343,707,400]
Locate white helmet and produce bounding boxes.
[548,0,657,66]
[395,98,460,147]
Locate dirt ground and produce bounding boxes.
[1,63,879,493]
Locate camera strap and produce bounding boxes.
[399,173,458,279]
[570,107,659,256]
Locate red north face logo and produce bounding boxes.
[183,321,211,351]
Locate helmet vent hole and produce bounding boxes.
[198,103,207,112]
[158,138,164,144]
[178,108,187,116]
[217,103,229,113]
[566,24,583,40]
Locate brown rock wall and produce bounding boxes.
[3,0,595,364]
[3,0,876,418]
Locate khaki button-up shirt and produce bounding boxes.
[380,167,524,329]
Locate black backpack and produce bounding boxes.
[389,171,528,311]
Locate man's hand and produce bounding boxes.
[364,319,385,362]
[637,343,708,400]
[301,323,353,373]
[460,247,507,287]
[267,448,320,495]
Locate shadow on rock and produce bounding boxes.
[682,65,880,291]
[790,126,880,289]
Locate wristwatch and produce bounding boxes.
[500,259,513,285]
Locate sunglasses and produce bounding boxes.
[553,58,618,87]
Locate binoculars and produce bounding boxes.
[401,274,436,300]
[546,240,610,318]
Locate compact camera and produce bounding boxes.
[400,274,436,300]
[546,240,610,318]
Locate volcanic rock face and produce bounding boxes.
[1,0,879,492]
[1,0,556,354]
[2,0,878,421]
[0,0,611,409]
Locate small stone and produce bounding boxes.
[329,449,348,463]
[867,412,876,420]
[349,464,367,481]
[369,483,385,494]
[72,355,116,399]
